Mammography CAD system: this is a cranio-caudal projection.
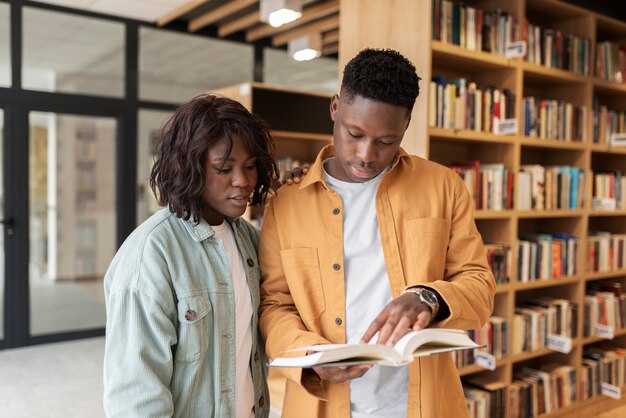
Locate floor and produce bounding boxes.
[1,336,624,418]
[0,337,281,418]
[0,337,105,418]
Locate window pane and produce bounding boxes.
[264,48,339,93]
[23,7,124,97]
[137,109,172,224]
[139,27,253,103]
[0,109,4,339]
[29,112,116,335]
[0,3,10,87]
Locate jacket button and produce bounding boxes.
[247,258,254,267]
[335,317,342,325]
[258,396,265,407]
[254,351,260,361]
[332,208,340,215]
[184,310,197,321]
[332,263,340,271]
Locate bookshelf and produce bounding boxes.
[340,0,626,417]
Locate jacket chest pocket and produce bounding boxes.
[175,294,212,363]
[280,247,326,321]
[405,218,450,283]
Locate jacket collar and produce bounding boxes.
[298,144,414,190]
[179,212,238,242]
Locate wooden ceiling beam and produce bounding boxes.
[189,0,259,33]
[271,15,339,46]
[156,0,209,27]
[246,0,338,42]
[218,11,260,37]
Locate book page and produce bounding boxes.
[393,329,477,361]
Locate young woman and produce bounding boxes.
[103,94,279,418]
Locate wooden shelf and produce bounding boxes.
[511,347,558,363]
[592,78,626,95]
[590,143,626,154]
[517,209,586,218]
[582,327,626,345]
[514,275,582,291]
[474,210,515,220]
[522,62,589,85]
[429,127,516,144]
[519,136,587,150]
[589,209,626,217]
[458,359,507,377]
[272,130,332,142]
[495,283,512,294]
[585,269,626,281]
[431,40,514,71]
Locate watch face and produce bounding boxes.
[421,289,438,305]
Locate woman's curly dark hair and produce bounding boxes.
[341,48,421,113]
[150,94,279,223]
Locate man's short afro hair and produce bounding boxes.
[341,48,420,112]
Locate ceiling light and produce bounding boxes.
[288,34,322,61]
[260,0,302,28]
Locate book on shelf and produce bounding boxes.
[464,376,507,418]
[268,328,479,368]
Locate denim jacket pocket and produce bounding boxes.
[175,294,212,363]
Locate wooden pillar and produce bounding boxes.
[339,0,432,157]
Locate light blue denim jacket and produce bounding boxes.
[103,208,269,418]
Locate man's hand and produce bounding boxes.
[313,364,372,384]
[360,292,433,346]
[282,164,309,185]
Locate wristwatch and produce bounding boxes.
[404,287,439,320]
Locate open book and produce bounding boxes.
[269,328,480,368]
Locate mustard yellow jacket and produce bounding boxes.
[259,145,496,418]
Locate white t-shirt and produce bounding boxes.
[323,160,409,418]
[212,221,255,418]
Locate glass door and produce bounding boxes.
[28,111,116,335]
[0,108,4,341]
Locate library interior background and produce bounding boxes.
[2,0,626,417]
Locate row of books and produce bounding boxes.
[485,243,510,285]
[587,232,626,273]
[463,376,507,418]
[454,316,508,369]
[592,99,626,145]
[511,364,577,417]
[522,97,588,142]
[593,172,626,209]
[581,345,626,401]
[450,161,513,210]
[518,165,586,210]
[516,233,578,282]
[524,21,591,76]
[584,281,626,335]
[512,297,578,355]
[429,77,516,134]
[432,0,518,57]
[596,41,626,83]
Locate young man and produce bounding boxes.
[259,49,495,418]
